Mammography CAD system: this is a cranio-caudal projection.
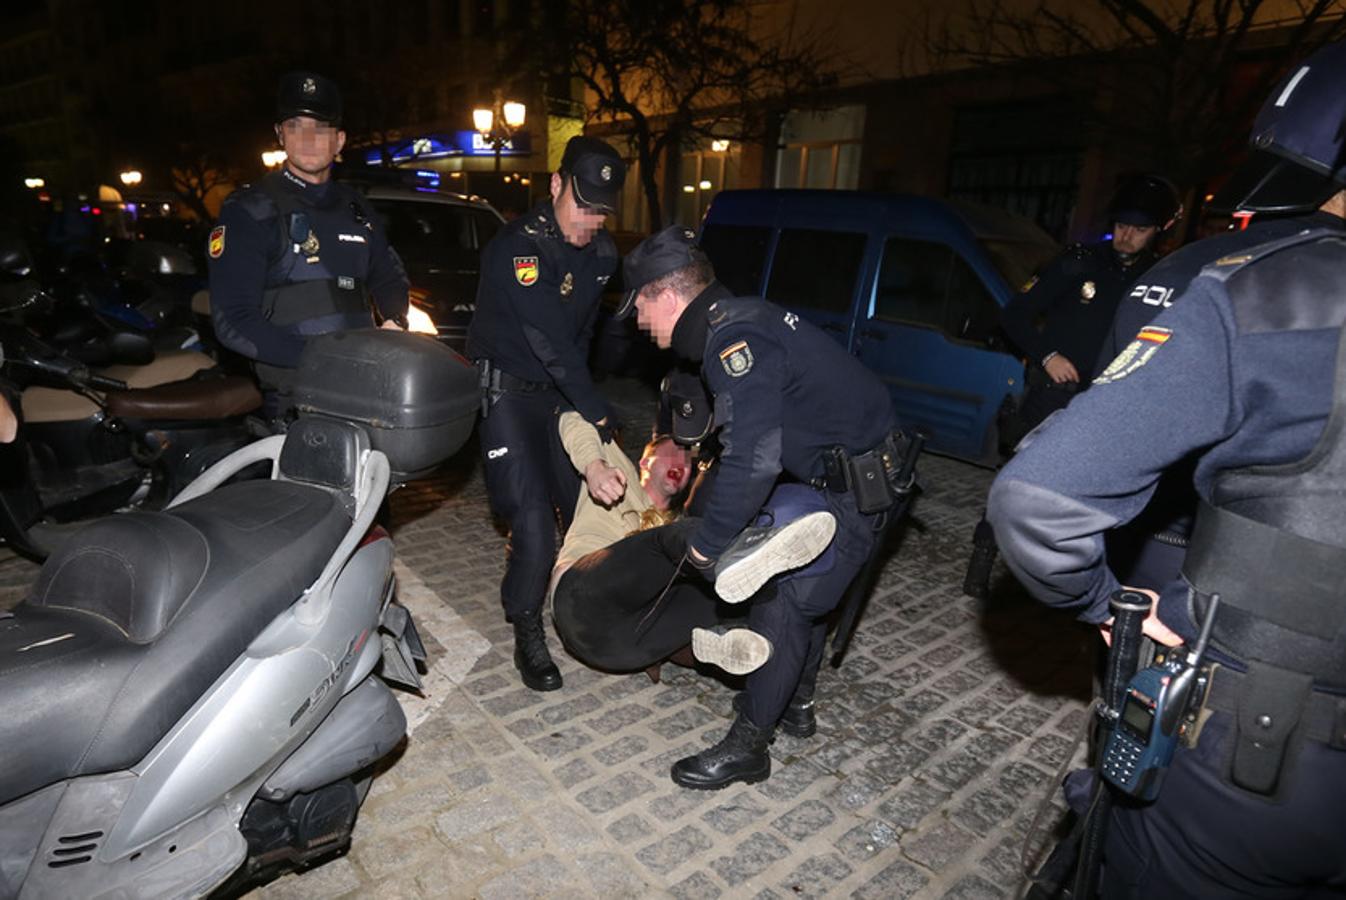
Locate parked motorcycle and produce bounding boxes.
[0,290,263,560]
[0,328,479,899]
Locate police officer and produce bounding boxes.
[963,176,1180,599]
[208,72,409,416]
[621,226,908,789]
[987,41,1346,895]
[467,136,624,692]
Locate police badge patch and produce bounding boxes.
[1094,326,1172,384]
[514,256,539,287]
[208,225,225,259]
[719,340,753,377]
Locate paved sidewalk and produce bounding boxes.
[0,377,1096,899]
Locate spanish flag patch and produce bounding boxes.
[1136,326,1172,344]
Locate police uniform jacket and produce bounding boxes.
[465,202,616,424]
[1001,241,1156,376]
[208,169,409,368]
[987,230,1346,647]
[670,283,896,560]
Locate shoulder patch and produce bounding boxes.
[208,225,225,258]
[514,256,539,287]
[718,340,753,377]
[1093,326,1171,384]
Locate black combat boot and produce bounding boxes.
[670,713,772,790]
[779,693,817,738]
[513,612,562,692]
[962,517,998,600]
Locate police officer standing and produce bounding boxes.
[988,41,1346,895]
[964,176,1180,599]
[467,136,624,692]
[621,226,910,789]
[208,72,409,416]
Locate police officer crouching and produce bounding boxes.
[466,136,624,692]
[621,227,917,789]
[988,40,1346,895]
[207,72,409,418]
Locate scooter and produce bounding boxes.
[0,311,263,561]
[0,328,479,899]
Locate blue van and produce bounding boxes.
[698,190,1059,465]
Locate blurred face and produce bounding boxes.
[634,286,682,349]
[550,172,608,247]
[1112,222,1158,258]
[640,439,692,507]
[277,116,345,183]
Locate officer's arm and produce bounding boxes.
[688,328,785,561]
[491,240,610,423]
[361,199,410,321]
[999,255,1075,364]
[207,201,308,368]
[986,286,1238,622]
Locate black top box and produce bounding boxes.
[294,329,478,478]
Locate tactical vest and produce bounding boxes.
[252,175,375,395]
[1180,230,1346,792]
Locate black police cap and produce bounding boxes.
[276,71,343,125]
[560,136,625,215]
[616,225,709,320]
[1110,174,1181,228]
[1211,40,1346,214]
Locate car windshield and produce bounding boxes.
[369,199,499,271]
[948,198,1060,288]
[978,239,1060,290]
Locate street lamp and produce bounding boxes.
[119,170,142,187]
[262,150,287,168]
[473,89,526,173]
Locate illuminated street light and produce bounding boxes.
[474,89,526,173]
[262,150,287,168]
[682,185,695,193]
[119,169,142,187]
[698,180,712,190]
[710,140,731,152]
[23,177,44,189]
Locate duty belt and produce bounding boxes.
[475,359,551,393]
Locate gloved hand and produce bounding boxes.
[595,415,622,445]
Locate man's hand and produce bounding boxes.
[584,459,627,506]
[0,392,16,444]
[1044,353,1080,384]
[1098,587,1184,648]
[379,318,406,331]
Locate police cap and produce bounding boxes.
[276,71,343,125]
[616,225,709,319]
[1211,40,1346,214]
[1110,174,1181,228]
[560,136,625,215]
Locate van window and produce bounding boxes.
[699,224,771,296]
[765,229,865,313]
[875,238,1001,343]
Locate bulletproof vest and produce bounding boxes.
[1181,230,1346,689]
[252,176,374,394]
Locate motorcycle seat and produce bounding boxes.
[0,478,351,807]
[104,372,262,421]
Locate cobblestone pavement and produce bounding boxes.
[0,377,1096,899]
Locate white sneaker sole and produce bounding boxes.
[714,511,837,604]
[691,627,774,675]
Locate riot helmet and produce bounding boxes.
[1110,174,1181,229]
[1211,40,1346,213]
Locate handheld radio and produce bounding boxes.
[1100,593,1220,801]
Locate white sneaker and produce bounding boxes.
[691,627,774,675]
[713,511,837,603]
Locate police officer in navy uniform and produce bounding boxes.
[987,41,1346,895]
[963,176,1180,600]
[208,72,409,416]
[467,136,625,692]
[621,226,909,789]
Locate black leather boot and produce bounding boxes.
[670,713,772,790]
[962,517,998,600]
[779,695,817,738]
[513,612,562,692]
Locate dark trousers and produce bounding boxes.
[551,518,724,672]
[1103,713,1346,898]
[741,488,877,729]
[479,389,581,620]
